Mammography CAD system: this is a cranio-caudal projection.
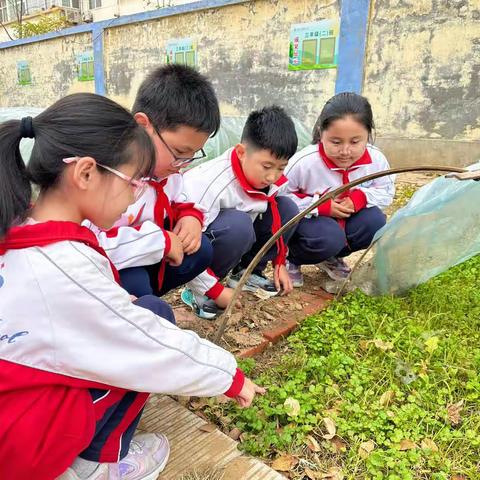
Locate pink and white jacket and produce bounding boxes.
[86,173,204,290]
[0,221,243,480]
[183,148,289,298]
[284,143,395,216]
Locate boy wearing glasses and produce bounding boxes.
[87,65,219,299]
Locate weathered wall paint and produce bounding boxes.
[103,0,339,125]
[0,0,478,167]
[0,32,95,107]
[363,0,480,143]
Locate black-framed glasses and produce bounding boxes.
[154,127,207,167]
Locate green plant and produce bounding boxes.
[204,256,480,479]
[12,14,70,39]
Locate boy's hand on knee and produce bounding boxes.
[233,377,266,408]
[215,287,241,309]
[165,231,185,266]
[173,216,203,255]
[330,200,354,219]
[274,264,293,295]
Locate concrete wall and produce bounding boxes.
[363,0,480,166]
[103,0,339,124]
[0,0,478,167]
[0,32,95,107]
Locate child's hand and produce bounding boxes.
[233,377,266,408]
[215,287,242,309]
[330,200,354,219]
[173,216,202,255]
[274,263,293,295]
[338,197,355,212]
[165,231,184,266]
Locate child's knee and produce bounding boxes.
[211,210,256,252]
[365,207,387,233]
[194,234,214,271]
[134,295,176,325]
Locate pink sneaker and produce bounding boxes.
[286,262,304,287]
[119,433,170,480]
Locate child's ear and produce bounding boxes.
[235,143,247,161]
[71,157,98,191]
[134,112,154,135]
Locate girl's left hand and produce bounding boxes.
[338,196,355,212]
[274,264,293,295]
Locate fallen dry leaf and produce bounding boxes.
[371,339,394,351]
[447,400,464,426]
[295,303,303,311]
[420,438,438,452]
[284,397,301,417]
[190,399,208,410]
[451,475,467,480]
[379,390,396,407]
[304,467,319,479]
[305,434,321,452]
[358,440,375,459]
[228,427,242,440]
[319,466,344,480]
[198,423,217,433]
[399,439,417,451]
[322,417,337,439]
[359,339,370,350]
[330,435,347,453]
[271,454,298,472]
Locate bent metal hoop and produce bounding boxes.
[214,164,479,343]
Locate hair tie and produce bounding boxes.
[20,116,35,139]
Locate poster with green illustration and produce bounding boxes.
[76,51,94,81]
[165,38,197,67]
[17,61,32,85]
[289,19,339,70]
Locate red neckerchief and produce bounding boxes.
[0,221,121,284]
[149,179,176,229]
[318,142,372,186]
[231,148,287,266]
[148,179,176,290]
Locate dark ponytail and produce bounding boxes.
[0,120,32,238]
[0,93,155,238]
[312,92,375,144]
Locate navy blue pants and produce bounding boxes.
[288,206,386,265]
[206,196,299,278]
[81,295,175,462]
[119,233,213,297]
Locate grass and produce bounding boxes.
[203,255,480,479]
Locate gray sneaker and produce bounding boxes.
[317,257,351,281]
[227,269,278,297]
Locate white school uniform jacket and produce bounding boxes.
[284,143,395,215]
[86,173,204,273]
[0,221,243,479]
[183,148,289,298]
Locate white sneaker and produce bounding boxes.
[58,434,170,480]
[119,433,170,480]
[57,463,119,480]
